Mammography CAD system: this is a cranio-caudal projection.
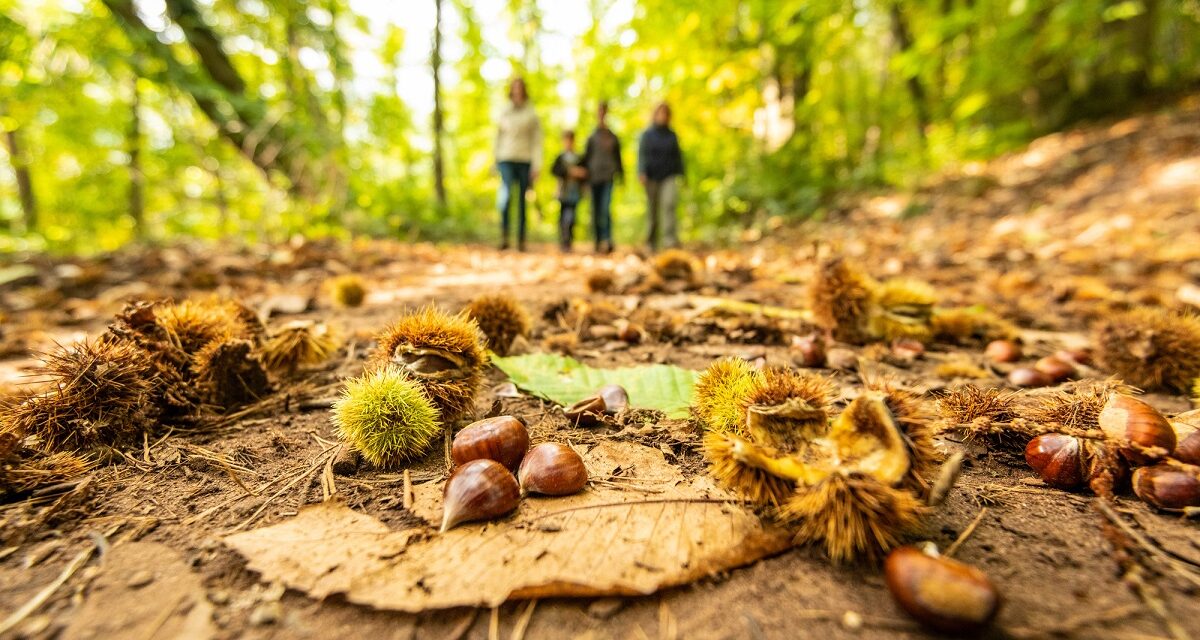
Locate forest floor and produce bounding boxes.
[1,95,1200,640]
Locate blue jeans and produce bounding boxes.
[590,181,614,248]
[558,200,577,250]
[497,161,531,245]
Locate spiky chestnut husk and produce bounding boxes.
[935,385,1023,446]
[1026,381,1133,432]
[866,280,937,343]
[154,297,261,354]
[101,301,201,413]
[193,336,271,409]
[1,340,157,452]
[781,473,927,563]
[693,357,763,434]
[930,308,1018,345]
[811,257,876,344]
[1093,308,1200,393]
[1,451,94,496]
[259,321,341,375]
[652,249,703,287]
[933,360,993,380]
[702,431,800,506]
[329,275,367,308]
[369,307,488,422]
[585,270,617,294]
[463,294,532,356]
[741,367,836,450]
[866,382,939,491]
[332,367,442,468]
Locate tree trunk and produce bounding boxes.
[431,0,447,208]
[888,2,931,144]
[127,72,145,237]
[1,108,37,232]
[103,0,309,190]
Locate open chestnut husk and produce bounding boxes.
[518,442,588,496]
[1132,463,1200,510]
[451,415,529,471]
[1098,394,1175,464]
[564,395,607,426]
[884,546,1001,634]
[440,459,520,532]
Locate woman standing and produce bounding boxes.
[494,78,543,251]
[637,103,684,252]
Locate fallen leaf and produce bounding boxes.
[492,353,698,419]
[225,441,791,611]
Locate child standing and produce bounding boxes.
[550,130,587,252]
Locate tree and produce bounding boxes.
[431,0,447,208]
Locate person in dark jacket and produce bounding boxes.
[637,102,684,252]
[581,100,623,254]
[550,130,587,252]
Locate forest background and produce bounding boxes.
[1,0,1199,255]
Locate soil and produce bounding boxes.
[1,97,1199,639]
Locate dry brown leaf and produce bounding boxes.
[224,441,792,612]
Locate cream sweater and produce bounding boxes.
[494,103,543,172]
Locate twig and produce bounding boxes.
[526,498,737,523]
[945,507,988,558]
[0,542,96,635]
[444,608,478,640]
[489,606,500,640]
[510,599,538,640]
[1096,501,1200,589]
[1006,603,1143,639]
[403,470,414,510]
[658,599,677,640]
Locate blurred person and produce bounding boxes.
[494,77,543,251]
[550,129,588,252]
[637,102,685,252]
[581,100,624,254]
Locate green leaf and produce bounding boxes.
[492,353,699,419]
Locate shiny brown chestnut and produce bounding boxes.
[597,384,629,413]
[1170,421,1200,466]
[1132,463,1200,510]
[440,459,520,532]
[518,442,588,496]
[1025,434,1086,489]
[564,395,607,426]
[884,546,1001,634]
[1098,394,1175,464]
[1008,367,1052,388]
[790,333,827,368]
[984,339,1021,363]
[891,337,925,360]
[451,415,530,471]
[1034,356,1075,383]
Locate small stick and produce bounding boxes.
[444,608,479,640]
[526,498,737,523]
[510,599,538,640]
[945,507,988,558]
[488,606,500,640]
[403,470,414,510]
[0,543,95,635]
[658,599,677,640]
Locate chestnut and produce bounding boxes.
[790,333,827,368]
[884,546,1001,634]
[440,459,520,532]
[564,395,607,426]
[1025,434,1086,489]
[451,415,530,471]
[1097,394,1175,464]
[984,340,1021,363]
[1034,356,1075,383]
[1008,367,1052,388]
[597,384,629,413]
[1170,421,1200,466]
[1132,464,1200,510]
[518,442,588,496]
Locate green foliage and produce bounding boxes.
[1,0,1199,252]
[492,352,698,419]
